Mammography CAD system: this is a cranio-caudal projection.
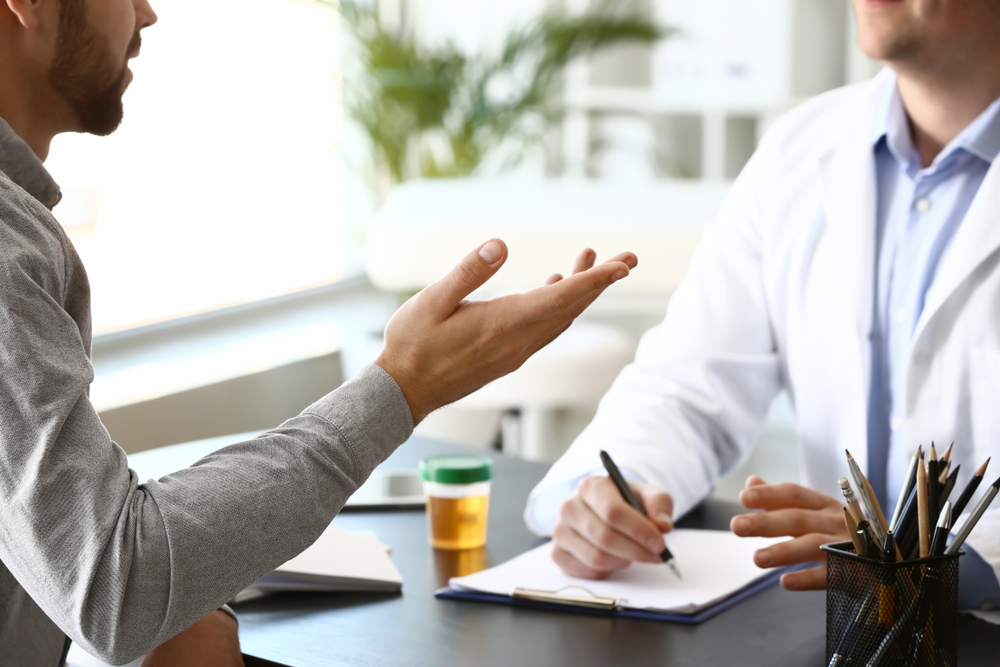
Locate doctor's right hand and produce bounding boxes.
[551,475,674,579]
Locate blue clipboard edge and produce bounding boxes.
[435,562,812,625]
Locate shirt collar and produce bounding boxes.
[873,77,1000,169]
[0,117,61,209]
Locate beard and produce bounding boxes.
[48,0,138,136]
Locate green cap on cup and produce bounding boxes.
[419,455,493,485]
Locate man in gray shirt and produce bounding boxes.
[0,0,638,664]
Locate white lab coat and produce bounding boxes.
[525,69,1000,587]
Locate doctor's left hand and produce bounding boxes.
[729,475,849,591]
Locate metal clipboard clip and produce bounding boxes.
[512,585,623,611]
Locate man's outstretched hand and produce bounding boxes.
[730,475,849,591]
[376,240,637,425]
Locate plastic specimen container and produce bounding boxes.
[419,454,493,550]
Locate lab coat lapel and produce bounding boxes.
[814,76,888,473]
[913,160,1000,342]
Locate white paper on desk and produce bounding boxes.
[450,529,786,614]
[234,523,403,603]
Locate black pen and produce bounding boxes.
[929,502,951,557]
[599,450,681,578]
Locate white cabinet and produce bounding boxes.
[563,0,880,180]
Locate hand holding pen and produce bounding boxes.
[599,450,681,578]
[549,454,676,580]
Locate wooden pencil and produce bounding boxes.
[917,455,930,558]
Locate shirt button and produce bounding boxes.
[916,197,932,212]
[895,308,908,323]
[890,417,903,431]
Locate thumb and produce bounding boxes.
[423,239,508,317]
[635,484,674,532]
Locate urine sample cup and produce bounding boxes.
[419,455,493,550]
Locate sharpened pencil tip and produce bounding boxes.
[845,449,852,458]
[977,457,991,477]
[666,559,682,579]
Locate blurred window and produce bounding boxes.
[46,0,345,335]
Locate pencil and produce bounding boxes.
[953,457,990,518]
[938,442,953,485]
[939,464,960,507]
[916,455,930,558]
[846,450,888,544]
[839,477,865,527]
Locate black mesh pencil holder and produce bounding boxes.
[820,542,961,667]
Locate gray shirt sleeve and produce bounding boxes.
[0,186,414,663]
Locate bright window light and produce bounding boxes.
[45,0,344,335]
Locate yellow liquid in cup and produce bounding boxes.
[426,494,490,550]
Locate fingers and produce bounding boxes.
[571,248,596,274]
[528,260,631,320]
[635,484,674,532]
[752,532,831,569]
[731,506,845,538]
[552,509,653,575]
[604,250,638,270]
[545,273,563,286]
[780,564,828,591]
[745,474,767,489]
[422,239,508,318]
[551,544,618,580]
[740,481,840,511]
[577,476,667,557]
[550,476,669,578]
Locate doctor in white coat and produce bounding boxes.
[525,0,1000,609]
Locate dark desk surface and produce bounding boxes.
[228,437,1000,667]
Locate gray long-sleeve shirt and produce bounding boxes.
[0,119,414,665]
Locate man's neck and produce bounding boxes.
[0,109,54,161]
[895,59,1000,168]
[0,74,57,162]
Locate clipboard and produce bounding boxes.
[435,565,796,625]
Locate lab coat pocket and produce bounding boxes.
[970,347,1000,450]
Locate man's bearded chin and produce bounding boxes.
[48,0,140,136]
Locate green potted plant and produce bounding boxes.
[327,0,672,202]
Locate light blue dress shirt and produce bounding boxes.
[867,85,1000,609]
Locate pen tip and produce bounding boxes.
[666,560,682,579]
